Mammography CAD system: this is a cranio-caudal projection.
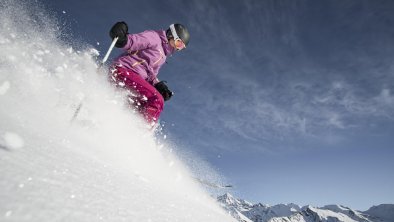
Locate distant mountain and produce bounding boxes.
[217,193,394,222]
[364,204,394,222]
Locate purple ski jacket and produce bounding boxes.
[111,30,175,85]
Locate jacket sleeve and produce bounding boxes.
[148,77,160,85]
[121,30,160,51]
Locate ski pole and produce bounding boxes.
[70,37,119,123]
[98,37,119,69]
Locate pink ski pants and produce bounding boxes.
[109,66,164,124]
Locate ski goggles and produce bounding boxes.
[170,24,186,51]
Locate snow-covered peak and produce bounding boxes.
[218,193,254,210]
[270,203,301,216]
[323,204,352,212]
[218,193,238,205]
[245,203,301,222]
[302,206,360,222]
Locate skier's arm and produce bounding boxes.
[121,31,158,52]
[109,22,158,50]
[149,77,160,85]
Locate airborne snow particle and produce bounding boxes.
[36,50,44,55]
[7,55,16,61]
[55,66,64,73]
[62,10,66,14]
[5,211,12,217]
[0,81,11,95]
[88,48,100,56]
[3,132,24,149]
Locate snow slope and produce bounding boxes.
[0,1,235,221]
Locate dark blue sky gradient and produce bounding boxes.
[39,0,394,210]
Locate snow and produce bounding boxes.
[0,2,235,221]
[88,48,100,57]
[307,206,358,222]
[236,211,253,222]
[0,81,11,95]
[2,132,25,150]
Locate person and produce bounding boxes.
[108,21,190,125]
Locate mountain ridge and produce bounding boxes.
[217,193,394,222]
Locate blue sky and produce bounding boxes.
[39,0,394,210]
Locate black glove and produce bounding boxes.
[154,81,173,101]
[109,21,128,48]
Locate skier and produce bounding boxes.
[108,21,190,125]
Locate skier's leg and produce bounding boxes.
[110,66,164,123]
